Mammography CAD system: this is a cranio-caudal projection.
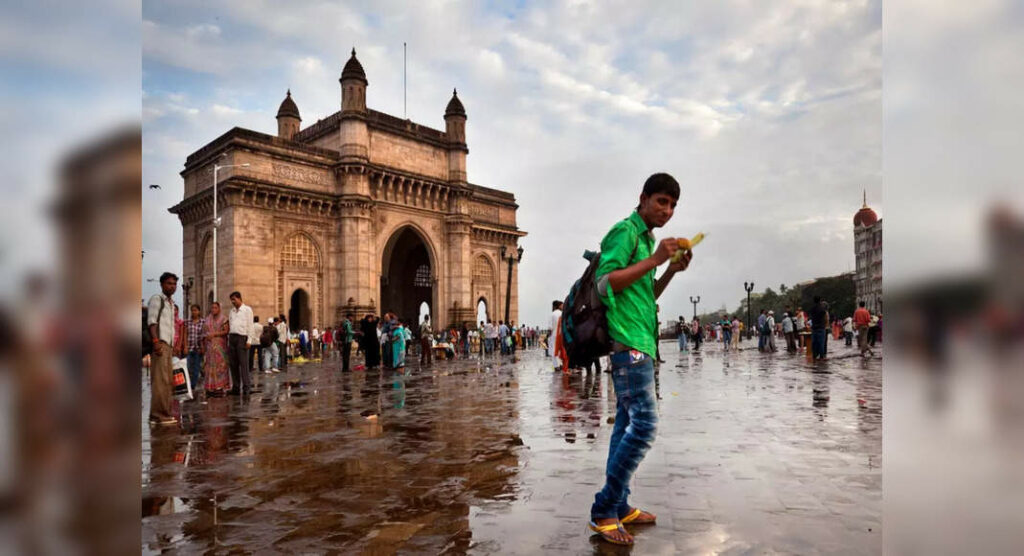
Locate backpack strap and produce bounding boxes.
[155,296,166,344]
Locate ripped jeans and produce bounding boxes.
[591,349,658,520]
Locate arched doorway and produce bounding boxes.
[477,298,488,325]
[381,227,434,328]
[289,289,311,333]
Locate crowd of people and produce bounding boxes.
[672,298,882,361]
[144,271,549,426]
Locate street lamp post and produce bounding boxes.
[744,281,755,340]
[501,244,524,324]
[689,295,700,320]
[182,276,194,311]
[212,156,250,303]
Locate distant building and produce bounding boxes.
[854,192,882,313]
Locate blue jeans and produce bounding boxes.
[187,350,203,389]
[722,328,732,351]
[263,342,279,369]
[812,329,827,359]
[592,350,658,520]
[678,334,687,352]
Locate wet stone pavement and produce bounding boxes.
[142,339,881,554]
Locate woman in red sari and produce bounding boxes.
[202,302,231,396]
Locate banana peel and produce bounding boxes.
[671,232,706,263]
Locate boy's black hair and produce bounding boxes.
[637,173,680,208]
[159,271,178,284]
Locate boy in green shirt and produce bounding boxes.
[588,173,692,546]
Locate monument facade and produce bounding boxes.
[853,192,882,313]
[170,50,526,330]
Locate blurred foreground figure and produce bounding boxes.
[4,126,141,554]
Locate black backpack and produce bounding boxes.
[559,239,638,369]
[142,306,152,356]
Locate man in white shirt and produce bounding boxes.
[549,300,563,369]
[227,291,254,395]
[248,315,261,373]
[765,310,778,353]
[275,315,290,371]
[147,272,178,425]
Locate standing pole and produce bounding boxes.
[744,281,755,340]
[403,42,407,119]
[213,164,219,304]
[504,253,514,324]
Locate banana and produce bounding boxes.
[671,232,706,263]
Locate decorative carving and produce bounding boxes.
[469,203,499,222]
[273,163,326,186]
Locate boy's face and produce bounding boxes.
[638,192,678,228]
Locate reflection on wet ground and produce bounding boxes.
[142,340,881,554]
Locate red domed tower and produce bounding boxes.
[853,190,882,313]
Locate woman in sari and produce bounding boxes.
[203,302,231,396]
[392,318,407,369]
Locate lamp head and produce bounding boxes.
[516,246,524,261]
[501,245,507,258]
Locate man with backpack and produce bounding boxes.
[260,318,280,373]
[586,173,692,546]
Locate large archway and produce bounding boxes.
[381,226,435,329]
[289,288,312,333]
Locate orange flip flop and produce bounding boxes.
[620,507,657,525]
[588,521,633,545]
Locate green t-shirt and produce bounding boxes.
[596,211,658,358]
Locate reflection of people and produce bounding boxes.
[588,173,692,546]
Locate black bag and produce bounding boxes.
[260,324,278,347]
[559,239,638,369]
[143,296,166,357]
[142,307,152,356]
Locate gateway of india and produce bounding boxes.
[170,50,526,330]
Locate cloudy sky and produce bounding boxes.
[140,0,882,325]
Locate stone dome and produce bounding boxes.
[341,48,367,83]
[445,88,466,117]
[276,89,300,120]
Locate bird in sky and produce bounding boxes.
[148,184,161,190]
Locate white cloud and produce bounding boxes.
[141,1,882,323]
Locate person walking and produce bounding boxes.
[420,314,434,365]
[339,313,354,371]
[498,320,509,355]
[757,309,768,352]
[587,173,691,546]
[854,301,873,356]
[731,316,741,349]
[843,315,854,347]
[676,317,688,353]
[765,311,778,352]
[202,302,231,396]
[276,314,290,372]
[782,311,796,352]
[184,304,205,393]
[794,309,806,349]
[322,325,333,360]
[392,318,407,369]
[226,291,253,395]
[690,317,703,352]
[260,318,280,373]
[809,296,829,360]
[360,314,380,368]
[248,315,261,374]
[146,272,178,425]
[720,316,732,352]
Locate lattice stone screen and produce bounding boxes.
[281,234,319,269]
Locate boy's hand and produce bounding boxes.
[668,249,692,273]
[652,237,680,265]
